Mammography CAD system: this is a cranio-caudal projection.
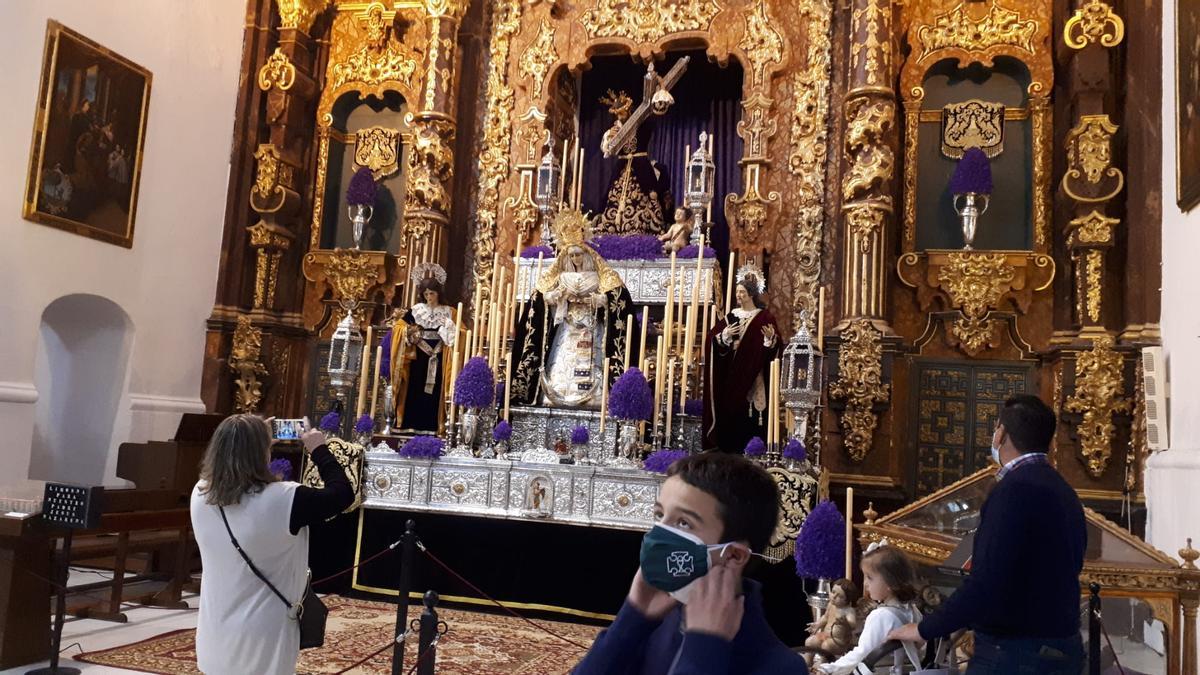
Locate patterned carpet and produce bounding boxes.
[74,595,601,674]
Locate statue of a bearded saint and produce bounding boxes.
[510,211,637,408]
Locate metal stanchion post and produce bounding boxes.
[1088,582,1101,675]
[391,520,417,675]
[417,591,440,675]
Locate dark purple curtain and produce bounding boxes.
[579,50,744,260]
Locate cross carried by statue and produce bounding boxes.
[600,57,690,158]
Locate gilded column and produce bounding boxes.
[827,0,896,464]
[839,0,896,322]
[403,0,467,276]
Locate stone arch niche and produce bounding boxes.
[30,294,134,485]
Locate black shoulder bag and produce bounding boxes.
[218,506,328,649]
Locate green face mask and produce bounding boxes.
[639,523,731,600]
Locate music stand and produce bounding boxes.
[27,483,103,675]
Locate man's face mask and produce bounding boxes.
[639,523,735,604]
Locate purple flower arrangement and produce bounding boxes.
[608,367,653,421]
[399,435,445,459]
[783,438,808,463]
[269,458,293,482]
[354,413,374,435]
[493,420,513,443]
[588,234,662,261]
[318,411,341,433]
[520,245,554,259]
[744,436,766,457]
[454,356,496,408]
[676,244,716,259]
[346,167,378,206]
[571,425,590,445]
[644,449,689,473]
[949,147,993,195]
[794,499,846,580]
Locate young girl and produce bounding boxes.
[818,542,924,675]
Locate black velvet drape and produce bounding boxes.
[579,50,744,261]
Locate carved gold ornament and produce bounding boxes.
[1065,335,1131,477]
[787,0,834,332]
[322,248,384,309]
[843,98,896,202]
[1064,0,1124,49]
[251,144,296,205]
[851,0,892,87]
[941,100,1005,158]
[1063,114,1124,202]
[276,0,327,32]
[1083,250,1103,322]
[230,315,267,413]
[829,319,890,462]
[916,0,1038,63]
[330,42,419,91]
[844,202,888,253]
[353,126,402,178]
[937,252,1015,355]
[1069,210,1119,245]
[519,21,557,101]
[740,0,784,89]
[258,48,297,91]
[579,0,721,46]
[1031,96,1051,247]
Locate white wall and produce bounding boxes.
[1147,0,1200,571]
[0,1,244,485]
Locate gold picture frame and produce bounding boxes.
[22,20,152,248]
[1179,0,1200,211]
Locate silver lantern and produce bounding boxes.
[327,309,365,428]
[782,311,823,441]
[684,132,715,246]
[535,135,562,247]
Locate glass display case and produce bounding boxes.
[858,466,1200,675]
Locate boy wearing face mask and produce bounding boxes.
[573,453,808,674]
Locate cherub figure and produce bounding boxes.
[658,207,692,252]
[804,579,861,666]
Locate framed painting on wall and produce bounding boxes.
[22,20,151,248]
[1180,0,1200,211]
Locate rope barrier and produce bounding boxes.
[415,539,593,651]
[312,536,404,587]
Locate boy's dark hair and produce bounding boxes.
[666,452,779,552]
[998,394,1056,453]
[861,546,918,603]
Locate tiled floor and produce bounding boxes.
[0,571,200,675]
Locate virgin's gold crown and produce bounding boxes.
[553,208,591,248]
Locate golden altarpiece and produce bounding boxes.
[198,0,1186,665]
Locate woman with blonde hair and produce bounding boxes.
[190,415,353,674]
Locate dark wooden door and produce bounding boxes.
[912,360,1035,496]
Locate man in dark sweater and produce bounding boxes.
[573,453,808,674]
[889,394,1086,674]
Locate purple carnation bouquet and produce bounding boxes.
[354,413,374,435]
[346,167,378,206]
[643,449,688,473]
[318,411,341,433]
[744,436,766,457]
[520,245,554,259]
[399,435,444,459]
[588,234,662,261]
[676,244,716,259]
[571,425,590,445]
[608,367,653,421]
[949,147,993,195]
[269,458,294,482]
[493,420,513,443]
[794,499,846,580]
[783,438,808,463]
[454,356,496,408]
